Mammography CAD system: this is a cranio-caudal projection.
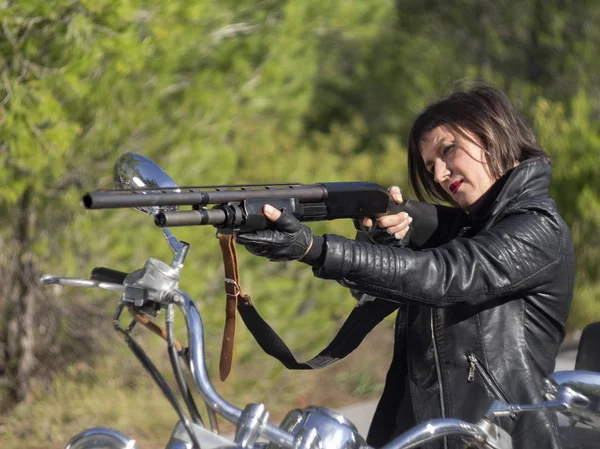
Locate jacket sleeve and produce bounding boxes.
[316,203,567,307]
[347,202,466,301]
[403,201,469,249]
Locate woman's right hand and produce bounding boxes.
[363,186,412,240]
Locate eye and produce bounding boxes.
[442,144,455,155]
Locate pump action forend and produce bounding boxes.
[82,182,405,232]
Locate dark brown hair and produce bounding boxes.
[407,85,547,204]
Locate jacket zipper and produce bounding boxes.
[431,310,448,449]
[467,352,511,404]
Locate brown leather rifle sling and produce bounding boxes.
[217,233,251,381]
[217,234,400,379]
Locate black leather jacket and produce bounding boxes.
[312,157,575,449]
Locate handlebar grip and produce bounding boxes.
[90,267,129,285]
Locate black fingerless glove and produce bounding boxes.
[236,209,313,262]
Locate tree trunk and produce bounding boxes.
[2,186,38,404]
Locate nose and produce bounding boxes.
[433,159,450,184]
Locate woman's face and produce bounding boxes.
[419,125,497,210]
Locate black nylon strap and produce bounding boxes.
[237,297,399,370]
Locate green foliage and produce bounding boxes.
[533,93,600,325]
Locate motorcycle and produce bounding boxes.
[42,153,600,449]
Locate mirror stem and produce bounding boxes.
[162,226,184,254]
[172,240,190,268]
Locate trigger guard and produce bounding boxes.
[357,219,379,244]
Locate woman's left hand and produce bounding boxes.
[363,186,412,240]
[235,205,314,262]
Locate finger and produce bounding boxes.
[387,217,412,235]
[388,186,404,204]
[393,227,409,239]
[263,204,282,221]
[377,212,411,229]
[270,208,304,233]
[235,232,260,244]
[362,217,373,228]
[243,245,271,257]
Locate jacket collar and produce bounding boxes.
[468,156,551,225]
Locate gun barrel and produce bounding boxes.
[83,184,327,210]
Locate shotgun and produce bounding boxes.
[83,182,406,233]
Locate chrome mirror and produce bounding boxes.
[544,370,600,426]
[114,152,179,215]
[113,152,184,257]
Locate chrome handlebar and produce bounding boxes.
[382,418,509,449]
[41,275,126,293]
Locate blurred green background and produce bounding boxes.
[1,1,599,447]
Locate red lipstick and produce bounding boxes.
[449,180,462,194]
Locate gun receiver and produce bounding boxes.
[82,182,404,232]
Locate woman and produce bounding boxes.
[236,86,574,449]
